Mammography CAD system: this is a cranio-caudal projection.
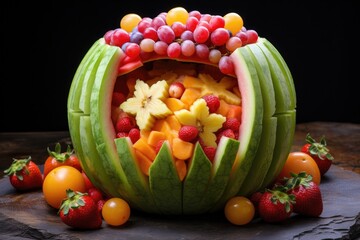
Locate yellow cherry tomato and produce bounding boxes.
[42,165,86,209]
[166,7,189,25]
[223,12,243,35]
[120,13,142,33]
[224,196,255,225]
[102,197,131,226]
[276,151,321,185]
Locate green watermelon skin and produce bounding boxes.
[67,37,296,215]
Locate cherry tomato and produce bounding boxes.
[224,196,255,225]
[102,197,131,226]
[42,166,86,209]
[44,143,82,178]
[276,151,321,185]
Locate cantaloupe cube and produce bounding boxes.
[166,115,181,131]
[216,99,230,116]
[180,88,201,107]
[133,138,157,161]
[175,159,187,181]
[182,75,200,88]
[134,149,152,176]
[227,105,242,122]
[140,129,151,141]
[152,119,165,132]
[147,131,167,147]
[165,98,187,112]
[172,137,194,160]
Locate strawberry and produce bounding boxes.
[223,117,240,132]
[112,92,126,106]
[128,128,140,143]
[258,188,295,223]
[285,172,323,217]
[179,125,199,142]
[4,157,43,191]
[216,128,236,143]
[88,187,104,203]
[301,133,334,176]
[59,189,102,229]
[115,116,135,133]
[202,94,220,113]
[249,191,263,217]
[202,145,216,162]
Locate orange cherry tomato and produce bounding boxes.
[42,166,86,209]
[277,151,321,185]
[224,196,255,225]
[102,197,131,226]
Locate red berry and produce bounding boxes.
[178,125,199,142]
[216,129,236,143]
[115,116,134,133]
[97,199,106,213]
[202,95,220,113]
[202,146,216,162]
[88,188,104,203]
[112,92,126,106]
[116,132,128,138]
[169,82,185,98]
[128,128,140,143]
[223,117,240,132]
[155,140,165,153]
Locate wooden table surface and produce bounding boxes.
[0,121,359,240]
[1,121,359,177]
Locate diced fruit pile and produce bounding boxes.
[104,7,258,75]
[111,61,242,179]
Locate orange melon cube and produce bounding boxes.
[216,99,231,116]
[134,149,152,176]
[180,88,201,107]
[172,137,194,160]
[133,138,157,161]
[182,75,200,88]
[147,131,167,147]
[227,105,242,122]
[140,129,151,141]
[165,97,187,112]
[175,159,187,181]
[166,115,181,131]
[152,119,165,132]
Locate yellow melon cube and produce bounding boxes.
[175,159,187,181]
[216,99,230,116]
[147,131,167,147]
[172,137,194,160]
[134,149,152,176]
[180,88,201,107]
[165,98,187,112]
[166,115,182,131]
[133,138,156,161]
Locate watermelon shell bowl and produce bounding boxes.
[67,7,296,215]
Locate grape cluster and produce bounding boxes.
[104,7,258,75]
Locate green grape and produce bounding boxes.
[223,12,243,35]
[166,7,189,26]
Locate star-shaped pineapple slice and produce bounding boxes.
[120,79,172,130]
[174,98,226,147]
[183,73,241,105]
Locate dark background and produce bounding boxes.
[1,1,359,132]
